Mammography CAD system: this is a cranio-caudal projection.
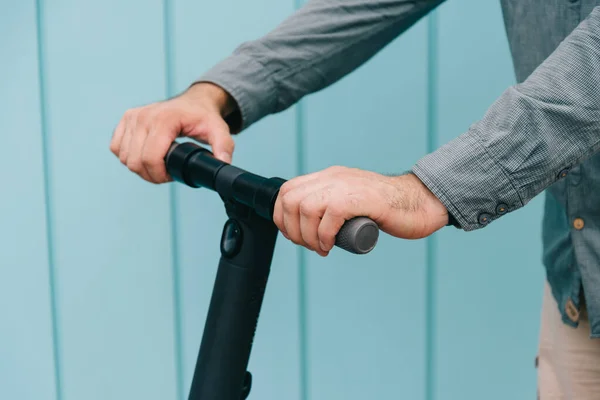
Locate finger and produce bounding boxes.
[277,170,324,199]
[142,120,180,183]
[280,179,329,248]
[273,195,286,236]
[205,117,234,163]
[126,123,153,182]
[300,211,323,252]
[273,183,291,236]
[281,190,304,247]
[318,207,347,252]
[275,178,328,238]
[119,116,135,165]
[109,118,127,157]
[299,192,328,255]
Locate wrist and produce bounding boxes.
[184,82,237,117]
[393,173,449,228]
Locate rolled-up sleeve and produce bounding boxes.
[197,0,445,133]
[413,6,600,231]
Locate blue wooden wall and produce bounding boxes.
[0,1,544,399]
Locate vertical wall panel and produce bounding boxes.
[39,1,178,399]
[1,1,552,399]
[171,1,302,399]
[303,20,430,400]
[0,3,57,399]
[435,1,544,399]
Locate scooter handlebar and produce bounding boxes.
[165,141,379,255]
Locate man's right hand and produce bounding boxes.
[110,82,237,184]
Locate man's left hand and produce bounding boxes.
[273,166,449,256]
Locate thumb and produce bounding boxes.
[207,119,235,164]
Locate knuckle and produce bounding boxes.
[125,107,143,121]
[328,201,346,217]
[327,165,345,174]
[109,141,119,155]
[279,181,292,196]
[301,237,317,251]
[320,186,332,202]
[226,138,235,152]
[299,200,316,217]
[141,152,159,167]
[136,106,157,123]
[318,226,335,245]
[281,194,297,212]
[136,110,151,124]
[127,160,143,174]
[346,195,360,209]
[123,109,135,119]
[152,106,173,121]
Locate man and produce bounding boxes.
[110,1,600,397]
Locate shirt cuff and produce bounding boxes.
[194,53,277,134]
[411,129,524,231]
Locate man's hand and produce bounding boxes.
[110,83,237,184]
[273,167,448,256]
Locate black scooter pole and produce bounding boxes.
[165,141,379,400]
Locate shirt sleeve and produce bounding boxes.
[412,6,600,231]
[196,0,445,133]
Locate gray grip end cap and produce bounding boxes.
[335,217,379,254]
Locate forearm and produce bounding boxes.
[196,0,445,132]
[413,6,600,230]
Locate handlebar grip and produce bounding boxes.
[335,217,379,254]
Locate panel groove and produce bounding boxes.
[292,3,309,400]
[163,0,185,398]
[34,0,63,398]
[425,11,439,400]
[295,101,309,400]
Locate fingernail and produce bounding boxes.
[319,241,327,251]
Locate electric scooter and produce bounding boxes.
[165,141,380,400]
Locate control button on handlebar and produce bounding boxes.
[220,219,243,258]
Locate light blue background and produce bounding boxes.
[0,1,544,399]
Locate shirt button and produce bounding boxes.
[478,213,492,225]
[558,168,570,179]
[565,298,580,323]
[573,218,585,230]
[496,203,508,215]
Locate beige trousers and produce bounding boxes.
[538,283,600,399]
